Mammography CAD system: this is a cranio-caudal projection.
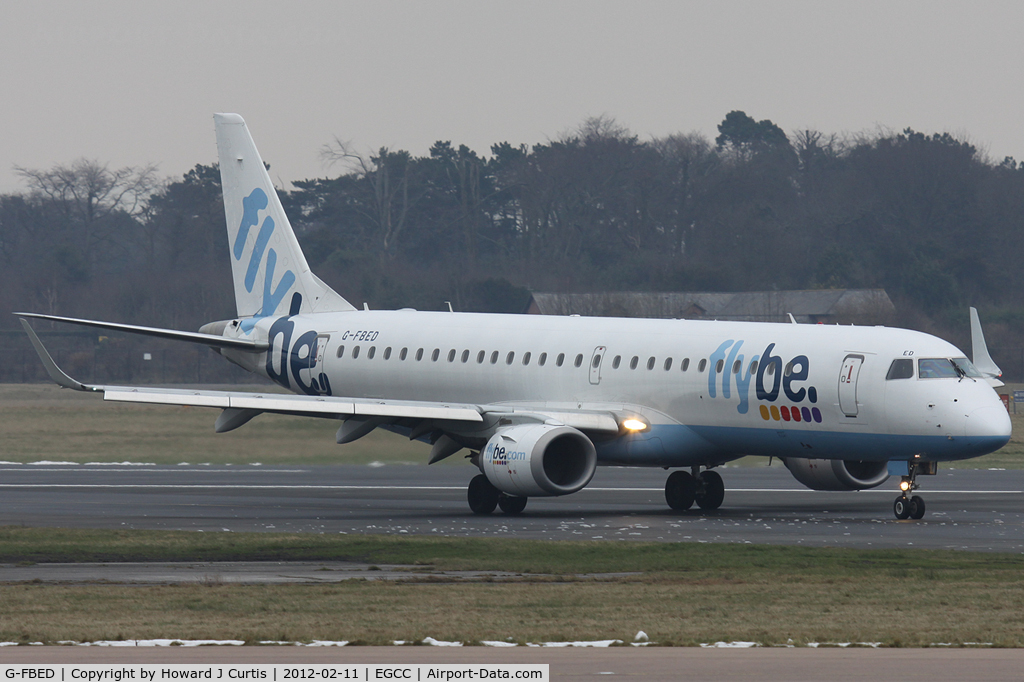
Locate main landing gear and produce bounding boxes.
[468,474,528,516]
[665,467,725,511]
[893,460,936,520]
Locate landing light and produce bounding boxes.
[622,418,648,432]
[900,480,911,491]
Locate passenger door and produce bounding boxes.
[838,354,864,418]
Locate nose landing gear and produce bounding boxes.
[893,460,935,520]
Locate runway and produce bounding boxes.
[1,463,1022,551]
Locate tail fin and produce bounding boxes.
[214,113,354,321]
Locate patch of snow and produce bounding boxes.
[422,637,463,647]
[634,631,649,642]
[367,461,386,468]
[66,639,245,647]
[481,641,518,647]
[29,461,79,466]
[84,462,156,466]
[541,640,621,648]
[701,641,760,648]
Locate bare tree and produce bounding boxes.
[15,158,158,271]
[321,140,416,259]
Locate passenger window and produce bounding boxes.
[681,358,690,372]
[630,356,639,370]
[447,349,456,362]
[749,360,758,374]
[647,357,656,370]
[431,349,440,362]
[539,353,547,366]
[556,353,565,367]
[715,359,724,373]
[506,351,515,365]
[400,347,408,361]
[477,350,485,363]
[698,359,707,372]
[490,351,499,364]
[523,352,532,365]
[352,346,360,359]
[733,360,741,374]
[591,354,601,368]
[664,358,673,371]
[766,363,775,375]
[461,350,470,363]
[574,354,584,367]
[337,345,345,359]
[384,347,392,360]
[887,358,914,380]
[415,348,423,361]
[368,346,376,359]
[784,361,792,377]
[612,355,621,369]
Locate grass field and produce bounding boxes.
[1,528,1024,646]
[0,383,1021,468]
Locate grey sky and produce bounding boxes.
[2,1,1022,193]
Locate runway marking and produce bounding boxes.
[0,484,1019,494]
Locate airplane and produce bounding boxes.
[17,113,1012,521]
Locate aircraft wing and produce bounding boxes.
[20,317,623,445]
[15,312,267,351]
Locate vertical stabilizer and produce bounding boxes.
[214,113,354,321]
[969,307,1002,382]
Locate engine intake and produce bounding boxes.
[782,458,889,491]
[481,424,597,497]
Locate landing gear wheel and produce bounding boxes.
[893,496,911,520]
[695,470,725,511]
[498,494,528,515]
[665,471,697,510]
[909,495,926,520]
[468,474,500,515]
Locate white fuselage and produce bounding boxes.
[221,310,1011,468]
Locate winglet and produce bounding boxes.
[18,318,99,392]
[969,307,1002,380]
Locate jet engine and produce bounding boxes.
[782,458,889,491]
[480,424,597,497]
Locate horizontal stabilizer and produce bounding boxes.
[16,313,267,351]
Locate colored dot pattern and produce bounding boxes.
[760,404,822,423]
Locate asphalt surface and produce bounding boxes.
[1,463,1022,552]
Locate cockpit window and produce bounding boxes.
[918,357,983,379]
[886,359,914,380]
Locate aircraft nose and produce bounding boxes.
[964,405,1012,442]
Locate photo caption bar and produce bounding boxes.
[1,665,548,682]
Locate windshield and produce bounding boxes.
[918,357,984,379]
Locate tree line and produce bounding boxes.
[3,110,1024,363]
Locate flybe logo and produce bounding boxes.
[234,188,297,331]
[485,442,527,467]
[710,341,823,424]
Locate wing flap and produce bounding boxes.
[101,385,484,422]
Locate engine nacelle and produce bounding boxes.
[481,424,597,497]
[782,458,889,491]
